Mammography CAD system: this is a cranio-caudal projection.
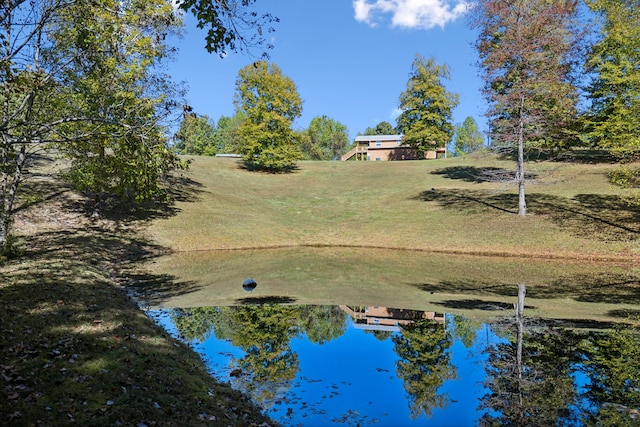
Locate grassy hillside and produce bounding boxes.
[147,152,639,260]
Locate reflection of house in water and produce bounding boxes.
[339,305,445,332]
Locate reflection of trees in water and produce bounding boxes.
[480,285,640,426]
[451,314,482,348]
[170,305,347,405]
[393,318,456,419]
[581,325,640,426]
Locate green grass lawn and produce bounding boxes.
[148,151,639,260]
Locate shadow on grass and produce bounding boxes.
[238,161,300,174]
[414,188,639,242]
[98,173,208,223]
[431,166,537,183]
[409,270,640,306]
[235,296,298,305]
[432,299,528,311]
[0,230,268,425]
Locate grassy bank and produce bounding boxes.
[147,152,639,260]
[1,175,275,425]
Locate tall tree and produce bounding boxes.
[453,116,485,155]
[234,61,303,171]
[174,113,217,155]
[584,0,640,161]
[0,0,277,255]
[471,0,582,216]
[50,0,184,215]
[396,54,459,157]
[302,115,349,160]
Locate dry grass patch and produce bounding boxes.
[147,153,639,260]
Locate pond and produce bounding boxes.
[137,248,640,426]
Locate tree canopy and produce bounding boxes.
[453,117,485,155]
[174,113,217,156]
[362,121,397,136]
[584,0,640,161]
[396,54,459,156]
[234,61,303,171]
[471,0,582,215]
[301,115,349,160]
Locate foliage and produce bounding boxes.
[453,117,485,156]
[471,0,582,215]
[49,0,185,215]
[213,111,247,154]
[451,314,481,348]
[301,115,349,160]
[392,318,456,419]
[178,0,278,57]
[174,113,217,155]
[234,61,303,171]
[480,325,583,426]
[584,0,640,161]
[298,305,347,344]
[396,54,459,156]
[581,322,640,425]
[362,121,397,136]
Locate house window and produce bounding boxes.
[375,158,381,161]
[396,140,402,145]
[375,141,382,147]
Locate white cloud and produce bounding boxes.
[353,0,469,30]
[390,108,402,119]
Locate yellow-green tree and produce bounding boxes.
[585,0,640,160]
[49,0,184,215]
[234,61,303,171]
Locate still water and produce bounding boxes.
[139,248,640,426]
[147,302,639,427]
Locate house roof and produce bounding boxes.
[354,134,403,142]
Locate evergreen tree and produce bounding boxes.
[396,54,459,156]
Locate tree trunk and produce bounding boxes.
[517,94,527,216]
[515,283,526,417]
[0,144,25,254]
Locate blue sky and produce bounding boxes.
[167,0,486,141]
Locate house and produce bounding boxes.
[339,305,445,332]
[340,134,446,161]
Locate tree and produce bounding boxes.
[584,0,640,161]
[396,54,459,157]
[50,0,184,216]
[234,61,303,171]
[0,0,277,254]
[453,117,484,156]
[213,111,246,154]
[362,121,397,136]
[1,0,80,255]
[471,0,582,216]
[174,113,217,155]
[301,115,349,160]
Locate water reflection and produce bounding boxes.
[151,296,640,427]
[479,285,640,427]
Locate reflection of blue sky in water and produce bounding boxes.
[150,309,504,426]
